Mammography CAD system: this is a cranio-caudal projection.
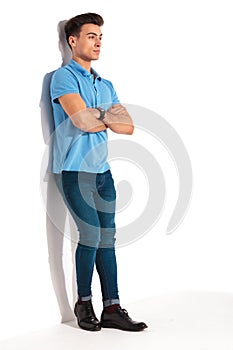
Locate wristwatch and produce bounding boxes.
[96,107,106,121]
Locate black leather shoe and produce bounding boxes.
[101,306,148,331]
[74,300,101,331]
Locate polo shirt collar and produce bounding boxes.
[69,59,101,80]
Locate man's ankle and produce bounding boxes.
[78,299,92,305]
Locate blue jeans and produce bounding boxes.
[54,170,120,307]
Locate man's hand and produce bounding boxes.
[103,104,134,135]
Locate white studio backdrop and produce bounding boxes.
[0,0,233,341]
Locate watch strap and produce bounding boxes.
[96,107,106,121]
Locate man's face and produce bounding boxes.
[71,23,103,62]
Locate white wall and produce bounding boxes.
[1,0,233,340]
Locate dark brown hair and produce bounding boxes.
[65,13,104,48]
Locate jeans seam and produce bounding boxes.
[97,251,111,302]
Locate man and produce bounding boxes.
[50,12,147,332]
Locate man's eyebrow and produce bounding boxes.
[86,32,103,36]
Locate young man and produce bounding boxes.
[50,13,147,332]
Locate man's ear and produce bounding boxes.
[68,35,77,48]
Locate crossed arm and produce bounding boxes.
[58,93,134,135]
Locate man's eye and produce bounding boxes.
[88,36,95,39]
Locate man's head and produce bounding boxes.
[65,13,104,63]
[65,13,104,47]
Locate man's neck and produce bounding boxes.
[72,56,91,72]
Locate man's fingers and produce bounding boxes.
[109,104,127,115]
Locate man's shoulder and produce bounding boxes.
[100,77,114,88]
[53,64,74,77]
[51,63,81,86]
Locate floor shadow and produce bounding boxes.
[2,291,233,349]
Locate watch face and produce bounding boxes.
[97,107,106,120]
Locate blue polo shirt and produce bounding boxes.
[50,59,120,174]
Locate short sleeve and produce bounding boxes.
[50,67,80,104]
[103,79,120,105]
[111,86,120,104]
[109,81,120,104]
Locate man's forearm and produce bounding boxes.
[70,104,134,135]
[58,93,107,133]
[70,108,107,132]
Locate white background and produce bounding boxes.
[0,0,233,341]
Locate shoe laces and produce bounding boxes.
[88,306,94,315]
[84,303,95,318]
[120,308,132,320]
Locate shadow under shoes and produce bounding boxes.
[101,306,148,332]
[74,300,101,331]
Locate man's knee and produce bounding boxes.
[98,228,116,248]
[78,225,101,248]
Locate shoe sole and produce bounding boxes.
[101,322,147,332]
[77,320,101,331]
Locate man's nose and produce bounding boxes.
[95,38,102,47]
